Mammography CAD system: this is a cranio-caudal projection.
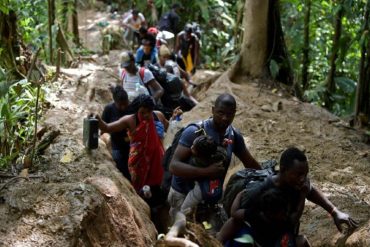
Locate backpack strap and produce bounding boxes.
[139,67,145,84]
[121,69,127,82]
[152,112,159,121]
[138,67,153,96]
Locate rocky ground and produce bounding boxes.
[0,4,369,247]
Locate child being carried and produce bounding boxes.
[180,135,227,216]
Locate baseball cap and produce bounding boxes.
[159,45,171,57]
[148,27,159,36]
[120,51,133,68]
[184,23,193,33]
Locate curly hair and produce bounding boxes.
[111,85,128,102]
[192,135,218,158]
[129,94,155,113]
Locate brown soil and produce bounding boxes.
[0,5,369,247]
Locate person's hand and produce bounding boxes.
[332,208,359,233]
[171,106,183,120]
[88,113,101,122]
[203,162,224,179]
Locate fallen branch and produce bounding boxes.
[78,72,92,81]
[0,177,29,192]
[35,130,61,155]
[26,48,42,82]
[56,23,74,60]
[101,69,121,82]
[0,173,43,179]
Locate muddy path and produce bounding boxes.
[0,4,369,247]
[75,7,370,246]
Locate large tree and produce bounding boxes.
[229,0,294,91]
[355,0,370,126]
[0,10,25,80]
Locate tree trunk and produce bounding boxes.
[72,0,80,47]
[229,0,294,89]
[0,10,23,80]
[229,0,269,81]
[268,0,294,87]
[325,1,344,109]
[355,0,370,126]
[61,0,70,32]
[301,0,311,91]
[48,0,56,64]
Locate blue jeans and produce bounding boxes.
[111,149,130,180]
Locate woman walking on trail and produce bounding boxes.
[97,94,167,193]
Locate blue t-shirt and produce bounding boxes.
[135,46,158,67]
[171,118,248,194]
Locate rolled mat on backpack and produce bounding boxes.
[183,51,194,73]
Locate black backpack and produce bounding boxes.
[161,121,205,196]
[158,12,171,31]
[147,64,183,107]
[222,160,278,217]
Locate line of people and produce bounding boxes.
[96,89,358,247]
[95,3,358,247]
[121,4,201,75]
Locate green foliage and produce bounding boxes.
[0,76,45,168]
[281,0,368,116]
[1,0,48,62]
[269,59,280,80]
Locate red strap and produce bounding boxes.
[122,68,145,85]
[121,69,126,81]
[139,67,145,83]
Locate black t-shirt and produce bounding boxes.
[240,177,300,244]
[159,9,180,34]
[102,102,130,150]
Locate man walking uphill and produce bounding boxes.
[168,93,261,227]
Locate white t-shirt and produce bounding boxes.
[123,13,145,31]
[121,68,154,101]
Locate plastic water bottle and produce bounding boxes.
[142,185,152,198]
[135,82,140,92]
[164,116,183,149]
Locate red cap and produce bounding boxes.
[148,27,159,35]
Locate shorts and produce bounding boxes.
[167,187,186,218]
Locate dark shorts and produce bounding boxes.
[111,149,130,180]
[225,223,296,247]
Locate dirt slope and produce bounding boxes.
[189,72,370,246]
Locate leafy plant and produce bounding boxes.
[0,77,45,168]
[280,0,367,116]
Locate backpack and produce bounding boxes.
[191,22,202,39]
[222,159,278,217]
[161,121,205,196]
[147,64,183,107]
[158,12,171,31]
